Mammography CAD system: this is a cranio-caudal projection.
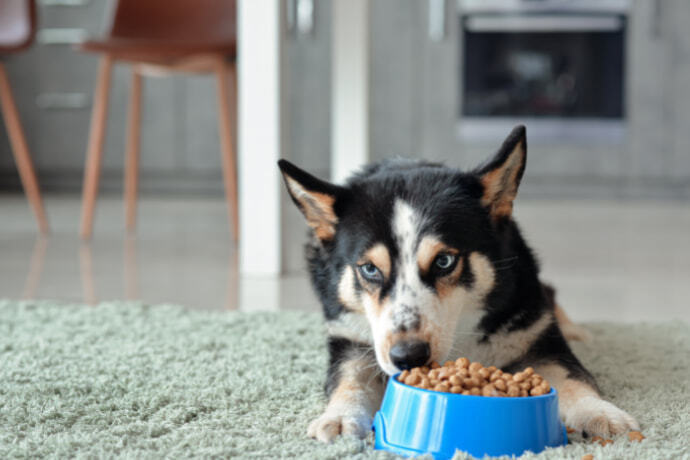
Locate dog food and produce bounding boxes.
[591,436,614,446]
[628,431,645,442]
[397,358,551,397]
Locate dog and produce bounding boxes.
[278,125,639,443]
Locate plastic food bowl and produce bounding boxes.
[373,374,567,459]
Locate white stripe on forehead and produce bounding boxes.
[392,199,421,275]
[391,199,431,312]
[390,200,426,330]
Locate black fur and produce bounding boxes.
[324,336,372,396]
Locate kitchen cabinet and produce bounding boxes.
[370,0,690,197]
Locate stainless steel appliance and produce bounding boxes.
[458,0,630,143]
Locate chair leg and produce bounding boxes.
[124,69,142,232]
[215,58,239,241]
[80,56,113,239]
[0,63,49,234]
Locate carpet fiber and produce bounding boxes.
[0,300,688,459]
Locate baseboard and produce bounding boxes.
[1,169,688,200]
[0,169,225,196]
[519,176,690,200]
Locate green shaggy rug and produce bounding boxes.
[0,300,688,459]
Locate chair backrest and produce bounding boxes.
[0,0,36,53]
[109,0,235,42]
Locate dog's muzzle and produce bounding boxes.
[389,340,430,370]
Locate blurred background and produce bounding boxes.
[0,0,688,322]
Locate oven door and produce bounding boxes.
[459,13,626,143]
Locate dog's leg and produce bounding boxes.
[514,322,638,437]
[542,282,592,342]
[536,362,639,437]
[554,304,593,342]
[307,340,385,442]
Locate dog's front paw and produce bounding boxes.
[565,396,639,437]
[307,411,371,442]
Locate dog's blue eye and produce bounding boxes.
[359,263,382,282]
[433,254,456,271]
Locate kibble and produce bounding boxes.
[404,373,421,386]
[628,431,645,442]
[494,379,507,392]
[397,358,551,397]
[591,436,614,447]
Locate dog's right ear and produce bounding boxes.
[475,125,527,221]
[278,160,346,242]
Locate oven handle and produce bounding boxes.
[465,15,623,33]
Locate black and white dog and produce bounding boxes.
[278,126,638,442]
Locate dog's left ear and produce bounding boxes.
[475,125,527,220]
[278,160,346,242]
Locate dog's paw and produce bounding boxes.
[565,396,639,437]
[307,411,371,442]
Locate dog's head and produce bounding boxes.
[278,126,527,375]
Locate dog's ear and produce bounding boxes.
[278,160,346,241]
[475,125,527,220]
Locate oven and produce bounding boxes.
[458,0,630,143]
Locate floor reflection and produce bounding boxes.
[20,234,240,310]
[9,195,687,322]
[21,236,47,299]
[79,242,96,305]
[123,235,139,301]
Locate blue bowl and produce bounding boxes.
[373,374,567,459]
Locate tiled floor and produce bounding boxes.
[1,193,689,323]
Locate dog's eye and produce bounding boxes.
[359,263,383,282]
[433,254,457,273]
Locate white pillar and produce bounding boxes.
[331,0,371,184]
[238,0,283,276]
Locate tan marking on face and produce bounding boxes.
[435,257,464,299]
[338,266,362,313]
[417,236,459,274]
[467,252,495,292]
[285,176,338,240]
[380,333,395,367]
[358,243,391,280]
[417,324,441,365]
[480,139,525,219]
[360,289,388,315]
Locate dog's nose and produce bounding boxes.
[389,340,430,370]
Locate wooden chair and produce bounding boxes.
[77,0,238,239]
[0,0,48,233]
